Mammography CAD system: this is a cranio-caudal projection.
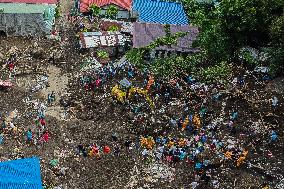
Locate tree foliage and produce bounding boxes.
[97,50,109,59]
[183,0,283,75]
[106,5,119,19]
[89,4,101,16]
[107,25,119,32]
[195,61,232,84]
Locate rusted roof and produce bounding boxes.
[133,22,199,52]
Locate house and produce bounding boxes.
[79,0,132,19]
[0,0,56,36]
[79,31,130,48]
[133,22,199,58]
[132,0,188,25]
[100,18,133,34]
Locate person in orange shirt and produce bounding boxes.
[146,75,154,91]
[182,117,189,131]
[224,151,233,160]
[193,115,201,128]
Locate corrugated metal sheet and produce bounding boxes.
[0,3,56,14]
[80,0,131,13]
[133,0,188,25]
[133,22,199,52]
[79,31,129,48]
[0,0,56,4]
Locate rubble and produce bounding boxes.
[0,3,283,189]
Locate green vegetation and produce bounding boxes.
[126,0,283,82]
[196,61,232,84]
[126,48,145,69]
[89,4,101,17]
[107,25,119,32]
[183,0,284,75]
[106,5,119,19]
[97,50,109,59]
[54,6,60,18]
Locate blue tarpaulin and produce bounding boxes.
[0,157,43,189]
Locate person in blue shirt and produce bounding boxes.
[0,133,4,144]
[27,129,33,143]
[271,130,278,142]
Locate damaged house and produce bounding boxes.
[79,0,133,20]
[133,22,199,58]
[0,0,56,36]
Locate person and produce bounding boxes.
[271,130,278,142]
[0,133,4,144]
[27,129,33,143]
[111,133,118,142]
[40,118,46,127]
[1,120,6,129]
[113,144,120,156]
[103,145,111,154]
[271,96,278,108]
[40,130,50,144]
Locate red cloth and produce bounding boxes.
[103,146,111,153]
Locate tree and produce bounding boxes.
[89,4,101,16]
[184,0,283,74]
[106,5,119,19]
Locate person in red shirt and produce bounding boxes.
[103,146,111,154]
[8,63,15,71]
[39,130,50,144]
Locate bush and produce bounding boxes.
[55,6,60,18]
[106,5,118,19]
[89,4,101,16]
[238,47,259,69]
[264,47,284,77]
[97,50,109,59]
[108,25,119,32]
[126,48,145,69]
[195,61,232,84]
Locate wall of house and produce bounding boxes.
[100,4,130,19]
[0,13,50,36]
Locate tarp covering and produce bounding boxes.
[0,157,43,189]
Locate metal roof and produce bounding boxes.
[0,0,56,3]
[79,31,129,48]
[80,0,132,12]
[133,22,199,52]
[0,3,56,14]
[133,0,188,25]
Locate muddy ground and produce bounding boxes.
[0,10,284,189]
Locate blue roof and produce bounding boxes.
[0,157,43,189]
[133,0,189,25]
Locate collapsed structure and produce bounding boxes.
[0,0,56,36]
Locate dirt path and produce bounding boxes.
[41,65,68,120]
